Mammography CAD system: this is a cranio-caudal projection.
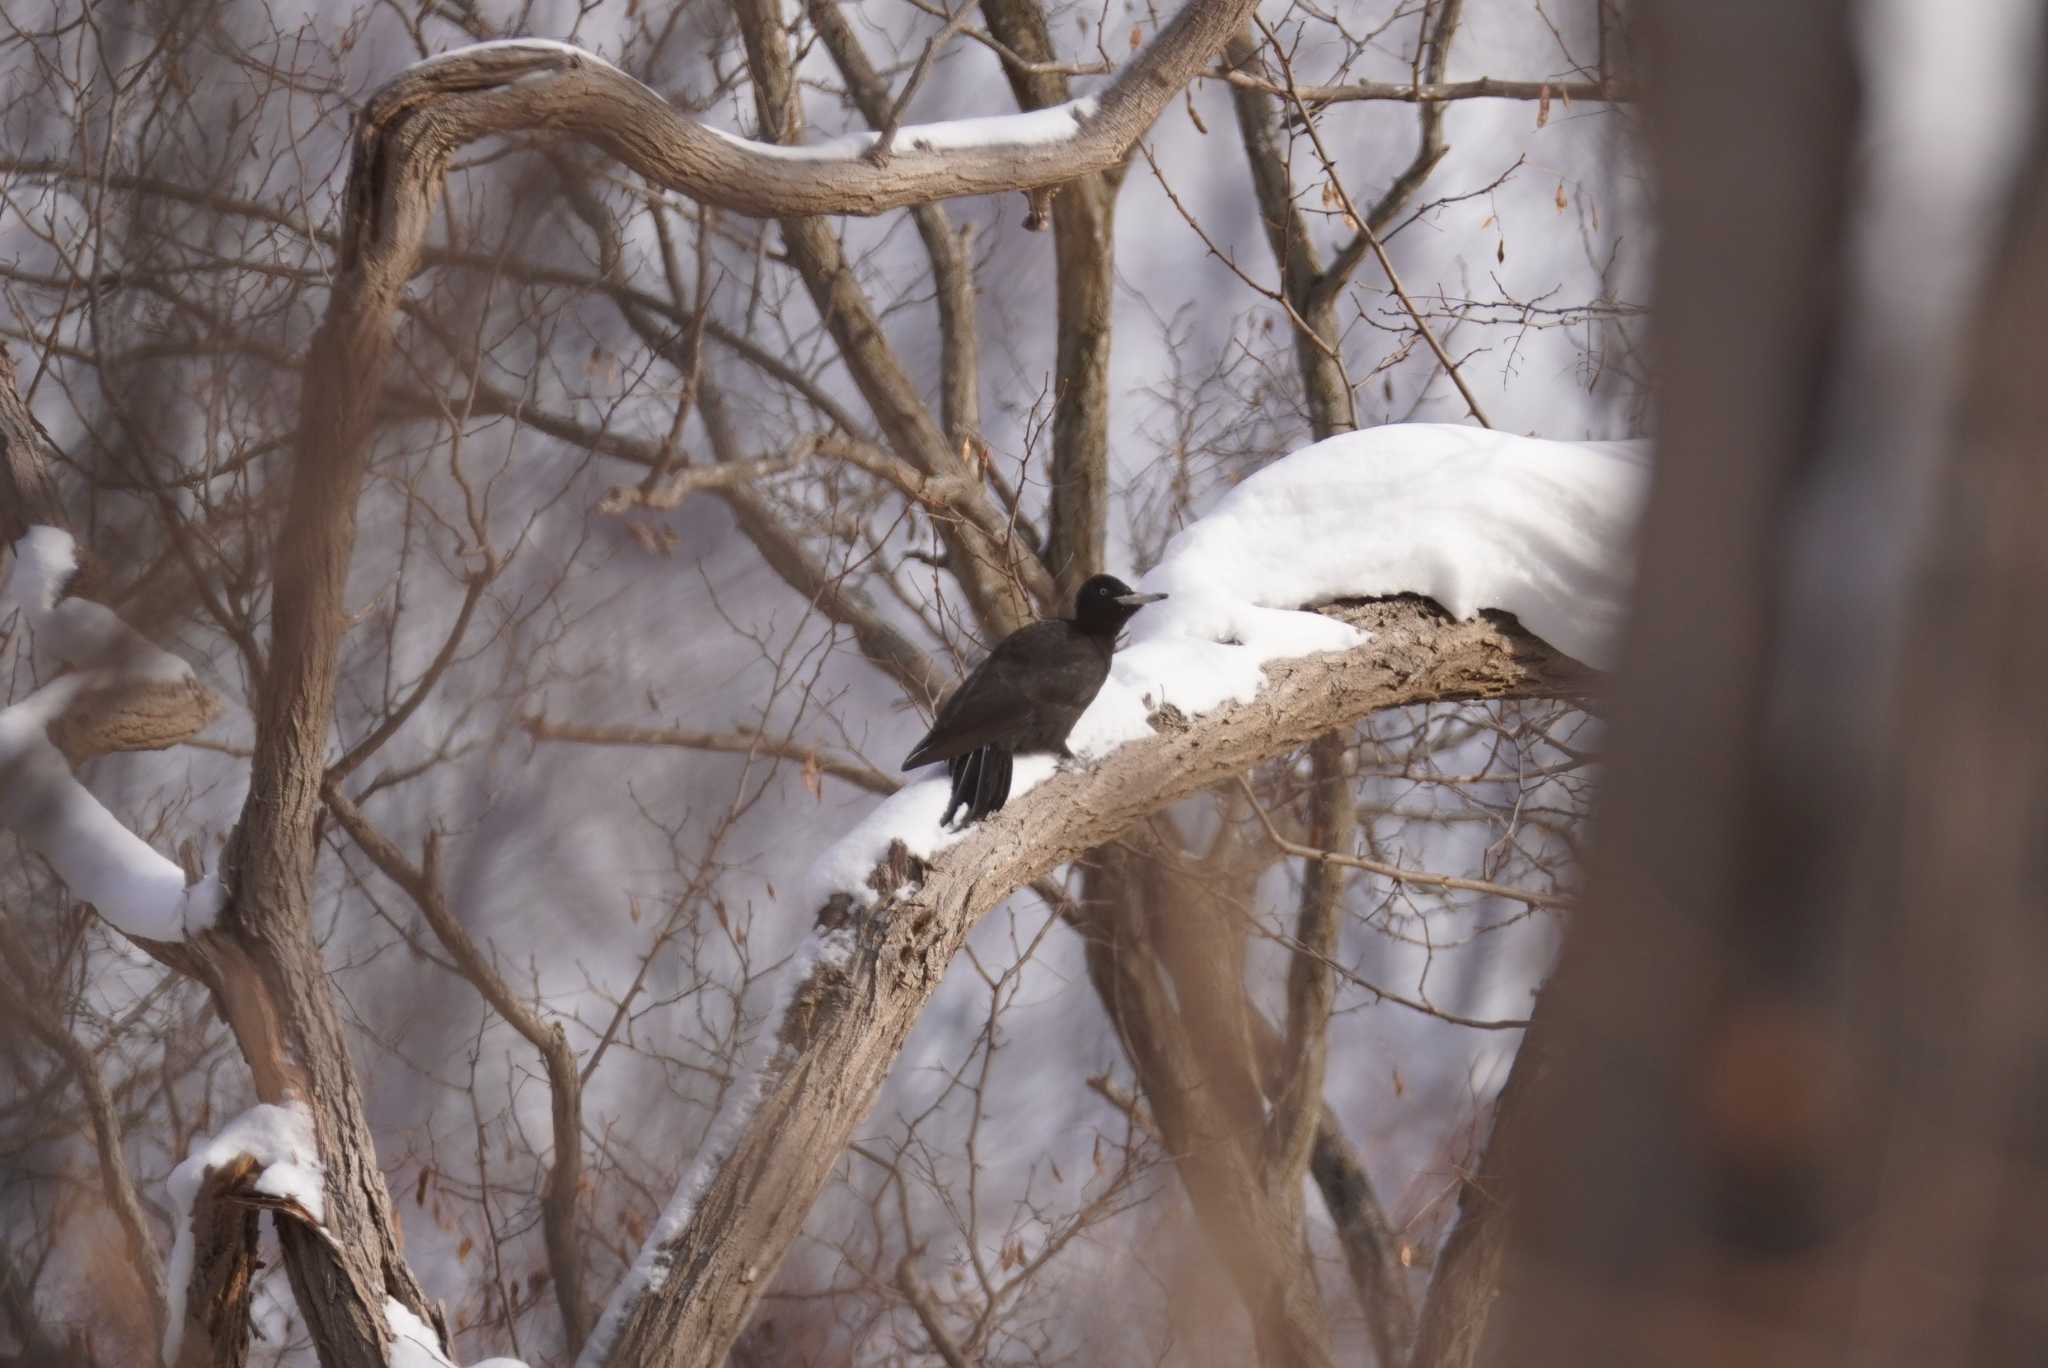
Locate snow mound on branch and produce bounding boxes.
[702,96,1100,162]
[400,40,1097,161]
[163,1103,324,1366]
[8,525,195,680]
[2,527,220,940]
[806,424,1648,908]
[1127,422,1649,675]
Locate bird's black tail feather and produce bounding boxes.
[942,746,1014,828]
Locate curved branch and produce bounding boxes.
[584,597,1593,1368]
[369,1,1253,219]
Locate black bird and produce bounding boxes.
[904,574,1167,828]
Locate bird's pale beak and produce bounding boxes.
[1116,591,1168,606]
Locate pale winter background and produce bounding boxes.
[0,1,2042,1367]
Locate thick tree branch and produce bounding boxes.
[357,3,1252,221]
[586,597,1593,1367]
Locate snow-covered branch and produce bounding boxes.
[584,427,1643,1368]
[584,595,1594,1367]
[162,1103,325,1368]
[372,0,1254,221]
[0,525,223,940]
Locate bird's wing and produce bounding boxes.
[901,625,1062,769]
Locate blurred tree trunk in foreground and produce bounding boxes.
[1496,3,2048,1364]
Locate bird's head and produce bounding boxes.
[1073,574,1167,635]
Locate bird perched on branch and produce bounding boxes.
[904,574,1167,828]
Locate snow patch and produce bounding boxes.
[2,527,217,940]
[807,424,1647,907]
[385,1298,455,1368]
[7,524,78,610]
[162,1103,325,1367]
[404,37,626,78]
[700,96,1099,164]
[1131,424,1648,671]
[386,1295,530,1367]
[6,526,196,680]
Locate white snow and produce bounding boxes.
[701,96,1099,164]
[2,528,216,936]
[1,528,220,940]
[385,1298,454,1367]
[1129,424,1647,672]
[8,524,78,610]
[807,424,1649,907]
[6,526,192,679]
[384,1296,532,1368]
[404,37,627,78]
[398,40,1096,166]
[162,1102,325,1366]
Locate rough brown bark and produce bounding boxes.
[168,1162,262,1368]
[589,597,1593,1368]
[0,345,65,544]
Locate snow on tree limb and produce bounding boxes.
[162,1102,325,1368]
[584,595,1601,1367]
[811,425,1647,900]
[371,1,1255,220]
[1,525,223,940]
[586,427,1638,1367]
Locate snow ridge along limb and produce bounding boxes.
[812,424,1648,907]
[1,526,222,939]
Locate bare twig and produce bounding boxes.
[1256,15,1495,428]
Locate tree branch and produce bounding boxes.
[523,714,898,796]
[1216,71,1636,107]
[585,596,1592,1367]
